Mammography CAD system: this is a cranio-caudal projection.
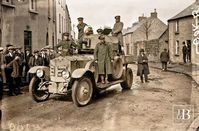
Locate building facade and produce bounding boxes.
[0,0,71,52]
[123,10,168,61]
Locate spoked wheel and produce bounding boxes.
[29,77,50,102]
[112,57,123,80]
[72,77,93,107]
[121,68,133,90]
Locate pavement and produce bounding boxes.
[149,62,199,85]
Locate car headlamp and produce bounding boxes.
[62,70,70,79]
[36,69,44,78]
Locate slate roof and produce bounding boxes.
[123,17,167,41]
[168,1,199,21]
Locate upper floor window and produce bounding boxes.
[175,20,179,33]
[2,0,14,5]
[59,14,61,33]
[30,0,37,11]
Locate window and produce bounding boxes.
[2,0,14,5]
[30,0,37,11]
[59,14,61,33]
[52,33,55,48]
[196,44,199,54]
[48,0,50,17]
[175,20,179,33]
[62,16,63,33]
[46,32,49,46]
[53,0,55,21]
[175,40,180,55]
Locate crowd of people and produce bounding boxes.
[0,44,51,96]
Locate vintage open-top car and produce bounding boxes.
[28,33,134,107]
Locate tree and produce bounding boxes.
[140,18,154,40]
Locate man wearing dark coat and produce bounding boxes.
[182,42,187,63]
[160,49,170,71]
[94,35,113,84]
[28,50,43,68]
[40,49,50,66]
[137,49,150,83]
[24,48,32,82]
[4,46,20,95]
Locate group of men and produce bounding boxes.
[0,44,51,96]
[182,42,191,63]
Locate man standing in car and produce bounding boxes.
[112,15,124,54]
[94,35,113,84]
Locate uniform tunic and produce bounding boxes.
[112,22,124,45]
[77,23,87,41]
[94,42,113,75]
[56,40,77,56]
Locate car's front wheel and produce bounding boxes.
[72,77,93,107]
[29,76,50,102]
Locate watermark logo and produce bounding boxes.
[173,105,194,123]
[192,9,199,54]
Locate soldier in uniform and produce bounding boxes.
[56,32,77,56]
[77,17,87,49]
[94,35,113,84]
[137,49,150,83]
[160,49,170,71]
[112,15,124,54]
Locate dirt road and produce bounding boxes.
[1,65,197,131]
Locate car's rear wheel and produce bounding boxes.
[29,77,50,102]
[72,77,93,107]
[121,68,133,90]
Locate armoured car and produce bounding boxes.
[29,34,134,107]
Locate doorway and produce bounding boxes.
[24,31,32,53]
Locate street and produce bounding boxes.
[1,64,197,131]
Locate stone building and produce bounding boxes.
[168,1,195,63]
[123,9,168,61]
[0,0,71,52]
[168,0,199,66]
[55,0,71,44]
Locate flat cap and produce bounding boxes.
[77,17,84,21]
[25,48,30,51]
[115,15,120,19]
[33,50,39,53]
[6,44,13,47]
[8,46,15,50]
[139,49,145,52]
[0,47,3,51]
[63,32,69,36]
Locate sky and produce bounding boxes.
[66,0,195,33]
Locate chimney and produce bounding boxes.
[151,9,157,18]
[138,14,146,22]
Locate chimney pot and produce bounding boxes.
[151,9,157,18]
